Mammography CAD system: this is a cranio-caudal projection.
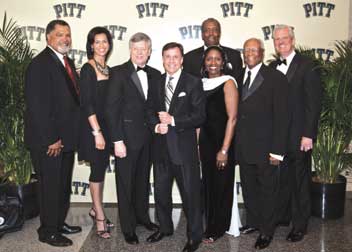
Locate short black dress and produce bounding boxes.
[78,63,111,182]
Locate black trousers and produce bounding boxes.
[275,157,291,223]
[287,150,312,232]
[239,161,280,236]
[114,142,152,235]
[30,149,74,236]
[153,159,203,242]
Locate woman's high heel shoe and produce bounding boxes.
[89,208,114,229]
[96,218,111,239]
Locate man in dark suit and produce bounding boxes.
[270,24,322,242]
[105,33,160,245]
[145,42,205,252]
[24,20,81,247]
[236,38,289,250]
[183,18,242,81]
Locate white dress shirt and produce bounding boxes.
[133,63,148,100]
[276,50,296,74]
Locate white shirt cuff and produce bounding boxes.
[270,153,284,161]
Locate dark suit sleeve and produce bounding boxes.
[80,64,96,118]
[174,79,206,130]
[105,67,124,142]
[271,72,289,156]
[25,61,58,147]
[146,80,160,133]
[302,62,322,139]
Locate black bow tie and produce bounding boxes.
[137,66,147,72]
[278,58,287,66]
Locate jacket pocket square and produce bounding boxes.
[178,92,186,97]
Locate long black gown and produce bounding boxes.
[199,82,235,238]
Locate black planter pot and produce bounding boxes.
[311,174,346,220]
[4,179,39,220]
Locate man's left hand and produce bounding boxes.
[300,137,313,152]
[158,111,173,125]
[269,156,280,166]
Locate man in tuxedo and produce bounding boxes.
[105,32,160,245]
[183,18,242,81]
[236,38,289,250]
[24,20,81,247]
[146,42,205,252]
[270,24,322,242]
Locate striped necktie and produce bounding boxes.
[165,76,174,111]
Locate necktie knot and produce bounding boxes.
[278,58,287,66]
[137,66,147,72]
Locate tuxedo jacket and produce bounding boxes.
[105,60,161,149]
[24,47,80,151]
[183,45,243,81]
[269,53,322,151]
[147,71,206,165]
[235,64,289,164]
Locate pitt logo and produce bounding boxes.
[220,2,253,18]
[303,2,335,18]
[68,49,87,66]
[104,25,128,41]
[53,3,86,18]
[72,181,89,196]
[312,48,334,62]
[21,26,45,41]
[179,25,202,40]
[136,3,169,18]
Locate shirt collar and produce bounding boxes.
[281,50,296,66]
[48,45,65,62]
[167,68,182,83]
[133,62,146,71]
[245,62,262,78]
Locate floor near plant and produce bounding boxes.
[0,193,352,252]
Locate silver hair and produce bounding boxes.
[244,38,265,50]
[129,32,152,49]
[272,24,295,39]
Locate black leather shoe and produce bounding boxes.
[239,225,258,234]
[39,233,73,247]
[146,230,173,243]
[276,221,290,227]
[286,229,305,242]
[254,234,272,250]
[182,240,201,252]
[59,223,82,234]
[139,221,160,231]
[124,232,139,245]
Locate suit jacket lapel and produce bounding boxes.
[160,74,167,111]
[127,60,145,100]
[286,54,299,82]
[168,71,185,114]
[242,65,264,101]
[46,47,79,104]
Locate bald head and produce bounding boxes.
[243,38,264,69]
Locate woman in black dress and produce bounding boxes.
[79,27,113,239]
[199,46,239,242]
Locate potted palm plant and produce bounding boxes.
[0,13,38,219]
[310,40,352,219]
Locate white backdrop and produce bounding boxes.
[1,0,351,202]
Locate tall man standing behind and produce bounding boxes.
[270,24,322,242]
[146,42,205,252]
[236,38,289,250]
[105,33,160,245]
[183,18,242,81]
[25,20,81,247]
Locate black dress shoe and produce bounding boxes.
[182,240,201,252]
[286,229,306,242]
[254,234,272,250]
[59,223,82,234]
[124,232,139,245]
[139,221,160,231]
[239,225,258,234]
[146,230,173,243]
[39,233,73,247]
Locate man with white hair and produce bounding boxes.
[270,24,322,242]
[236,38,289,250]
